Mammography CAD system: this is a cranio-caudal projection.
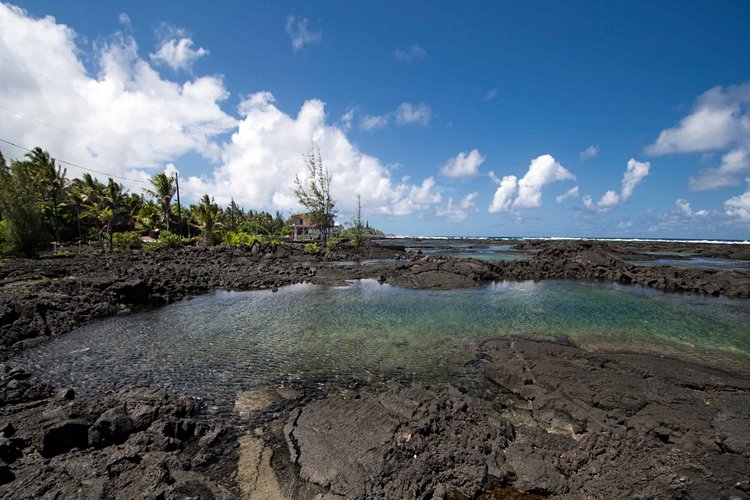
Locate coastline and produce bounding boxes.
[1,238,749,498]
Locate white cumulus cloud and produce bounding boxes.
[583,159,650,212]
[648,83,750,191]
[724,181,750,222]
[186,92,442,215]
[0,5,442,219]
[487,155,574,212]
[440,149,484,178]
[514,155,575,209]
[285,15,322,51]
[150,35,208,72]
[0,4,236,191]
[688,147,750,191]
[488,175,518,213]
[436,192,478,222]
[676,198,708,217]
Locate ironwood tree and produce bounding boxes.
[293,147,337,243]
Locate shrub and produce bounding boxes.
[304,242,320,254]
[222,231,262,246]
[144,230,183,250]
[111,231,142,249]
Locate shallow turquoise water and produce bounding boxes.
[16,280,750,409]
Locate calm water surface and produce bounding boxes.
[16,280,750,412]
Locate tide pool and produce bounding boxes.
[16,280,750,412]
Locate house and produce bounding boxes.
[290,212,340,241]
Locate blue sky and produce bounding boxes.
[1,1,750,238]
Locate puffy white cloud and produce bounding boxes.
[285,15,322,51]
[556,185,579,204]
[394,44,426,62]
[583,159,650,212]
[579,144,599,161]
[0,4,236,191]
[440,149,484,178]
[360,102,431,131]
[724,181,750,222]
[676,198,708,217]
[0,5,442,220]
[597,190,620,208]
[436,192,477,222]
[647,84,750,155]
[186,92,442,215]
[488,175,518,213]
[391,177,442,215]
[621,158,650,201]
[483,88,498,101]
[150,36,208,72]
[487,155,574,212]
[648,83,750,191]
[514,154,575,209]
[689,147,750,190]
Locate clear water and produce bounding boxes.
[629,257,750,271]
[15,280,750,414]
[406,243,530,262]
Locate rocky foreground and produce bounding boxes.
[0,239,749,498]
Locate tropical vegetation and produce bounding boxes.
[0,145,380,256]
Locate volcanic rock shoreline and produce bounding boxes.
[0,238,749,498]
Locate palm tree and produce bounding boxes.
[83,201,111,251]
[122,192,144,231]
[80,173,105,205]
[193,194,222,245]
[27,147,69,243]
[144,173,176,232]
[68,181,86,244]
[104,178,125,251]
[135,200,161,234]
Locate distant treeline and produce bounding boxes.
[0,147,382,257]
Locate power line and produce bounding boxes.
[0,137,150,184]
[0,137,214,202]
[0,105,129,157]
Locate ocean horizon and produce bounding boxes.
[383,235,750,245]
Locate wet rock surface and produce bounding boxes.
[275,339,750,499]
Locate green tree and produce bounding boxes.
[193,194,222,245]
[83,201,111,251]
[122,192,144,230]
[135,200,161,234]
[68,180,87,243]
[293,147,337,243]
[80,173,105,205]
[144,172,176,232]
[0,151,50,256]
[104,178,125,251]
[351,193,364,245]
[27,147,69,243]
[225,198,243,232]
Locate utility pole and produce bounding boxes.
[175,172,183,237]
